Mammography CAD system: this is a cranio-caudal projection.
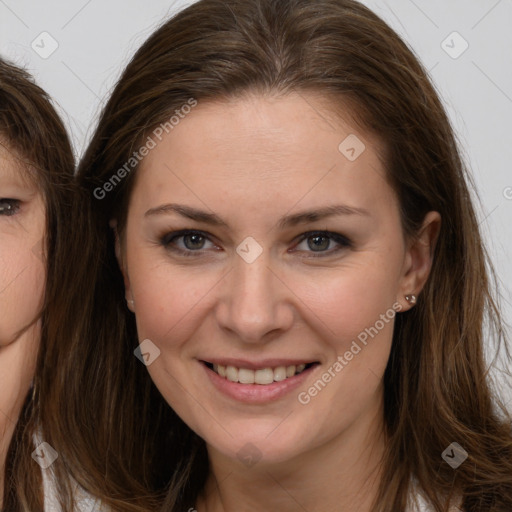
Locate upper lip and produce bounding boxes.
[200,358,318,370]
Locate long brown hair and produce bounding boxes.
[42,0,512,510]
[0,57,75,510]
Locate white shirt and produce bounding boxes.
[408,479,462,511]
[32,431,106,512]
[42,468,107,512]
[409,490,435,511]
[42,467,106,512]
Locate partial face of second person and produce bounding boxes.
[0,143,45,483]
[118,92,439,470]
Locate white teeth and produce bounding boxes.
[238,368,255,384]
[255,368,274,385]
[211,362,310,384]
[226,366,239,382]
[273,366,287,382]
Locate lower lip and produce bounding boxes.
[202,362,317,404]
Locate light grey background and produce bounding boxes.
[1,0,511,402]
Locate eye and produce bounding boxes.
[160,230,218,256]
[160,229,351,259]
[293,231,352,257]
[0,199,21,217]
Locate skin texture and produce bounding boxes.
[0,144,44,505]
[117,93,440,512]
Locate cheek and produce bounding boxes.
[289,270,398,443]
[292,259,401,344]
[0,241,45,346]
[128,256,217,345]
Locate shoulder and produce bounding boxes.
[42,465,109,512]
[407,489,434,512]
[33,430,109,512]
[408,479,462,512]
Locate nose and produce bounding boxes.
[215,249,294,344]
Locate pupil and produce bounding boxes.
[309,235,329,251]
[185,233,204,250]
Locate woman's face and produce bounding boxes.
[119,93,437,466]
[0,144,44,447]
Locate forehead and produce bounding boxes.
[136,92,387,186]
[125,92,402,237]
[0,139,38,187]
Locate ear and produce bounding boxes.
[397,211,441,311]
[110,218,135,313]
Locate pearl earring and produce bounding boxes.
[405,294,417,305]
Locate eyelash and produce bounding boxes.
[160,229,352,258]
[0,198,21,217]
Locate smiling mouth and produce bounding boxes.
[203,361,319,385]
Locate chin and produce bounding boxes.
[200,418,317,468]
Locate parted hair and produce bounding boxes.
[34,1,512,511]
[0,56,75,510]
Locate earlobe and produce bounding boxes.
[397,211,441,310]
[126,298,135,312]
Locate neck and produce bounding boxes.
[197,391,387,512]
[0,327,39,509]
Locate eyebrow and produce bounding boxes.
[144,203,370,229]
